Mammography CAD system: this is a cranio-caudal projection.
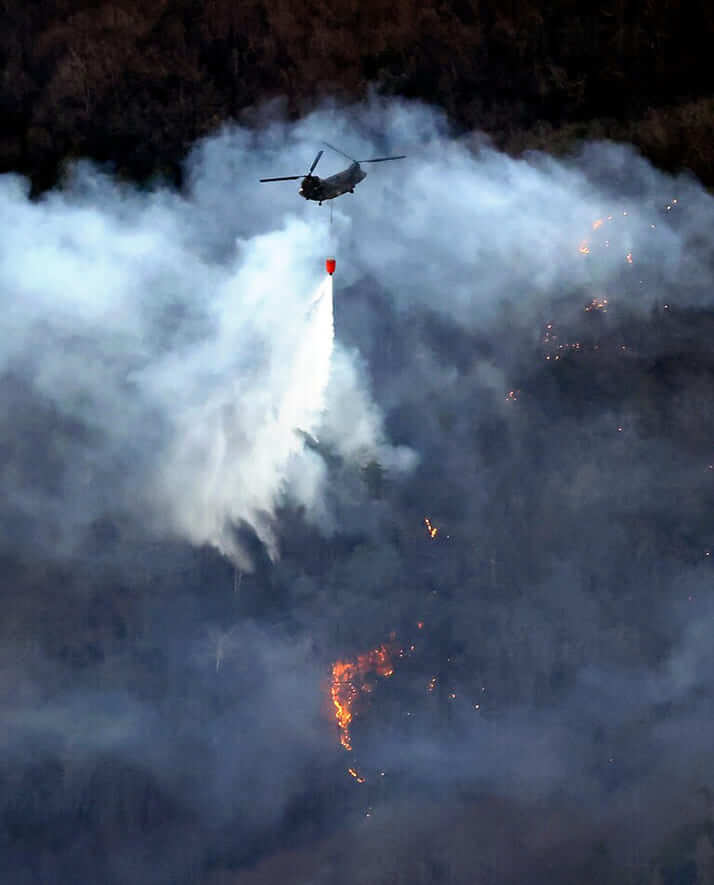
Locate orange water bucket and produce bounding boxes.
[325,256,336,276]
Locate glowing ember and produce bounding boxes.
[424,517,438,539]
[505,389,519,402]
[330,644,394,751]
[585,297,608,312]
[543,323,587,359]
[579,241,591,255]
[427,675,437,694]
[592,219,604,230]
[417,621,424,630]
[348,767,366,783]
[626,252,633,264]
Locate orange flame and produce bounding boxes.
[330,644,394,751]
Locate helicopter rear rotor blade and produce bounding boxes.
[259,175,303,182]
[323,141,358,163]
[358,155,407,163]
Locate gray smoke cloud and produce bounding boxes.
[3,96,714,884]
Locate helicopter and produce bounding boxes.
[259,142,406,205]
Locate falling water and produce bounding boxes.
[159,274,335,567]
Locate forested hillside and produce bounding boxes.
[2,0,714,188]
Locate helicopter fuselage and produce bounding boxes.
[259,144,405,203]
[299,162,367,203]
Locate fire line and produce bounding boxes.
[330,644,394,751]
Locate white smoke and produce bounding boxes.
[3,95,713,570]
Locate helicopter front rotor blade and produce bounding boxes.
[258,176,303,182]
[308,150,324,174]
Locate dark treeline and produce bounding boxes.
[2,0,714,190]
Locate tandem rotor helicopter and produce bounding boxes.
[259,141,406,205]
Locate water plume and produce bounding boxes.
[156,274,335,567]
